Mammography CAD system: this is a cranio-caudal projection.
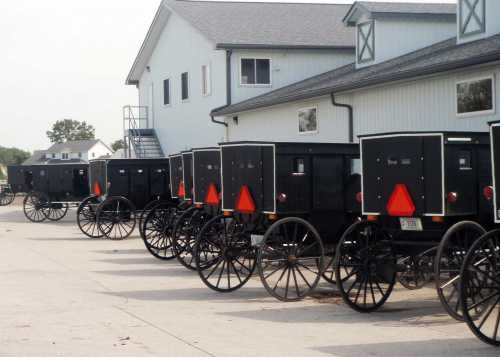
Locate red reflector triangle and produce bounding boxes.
[386,184,416,217]
[93,181,102,197]
[178,181,185,198]
[235,185,256,213]
[205,183,220,205]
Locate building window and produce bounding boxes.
[357,21,375,63]
[62,153,69,160]
[78,152,82,158]
[298,107,318,134]
[163,78,170,105]
[181,72,189,101]
[459,0,485,38]
[456,76,495,116]
[201,65,211,96]
[240,58,271,85]
[92,152,95,158]
[51,153,55,159]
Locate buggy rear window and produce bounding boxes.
[293,158,306,175]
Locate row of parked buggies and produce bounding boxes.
[2,124,500,347]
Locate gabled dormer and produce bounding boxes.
[344,1,457,68]
[458,0,500,44]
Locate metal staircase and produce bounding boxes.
[123,106,164,158]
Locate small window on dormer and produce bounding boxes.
[357,21,375,63]
[459,0,486,38]
[62,153,69,160]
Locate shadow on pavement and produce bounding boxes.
[312,338,497,357]
[92,248,147,255]
[99,286,270,302]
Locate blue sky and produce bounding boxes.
[0,0,455,152]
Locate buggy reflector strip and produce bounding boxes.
[205,183,220,205]
[447,137,472,142]
[386,184,416,217]
[178,181,186,198]
[235,185,256,213]
[93,181,102,197]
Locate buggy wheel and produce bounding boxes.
[436,221,486,321]
[194,215,256,293]
[0,186,15,206]
[397,247,435,290]
[460,230,500,347]
[23,192,48,223]
[96,197,136,240]
[173,207,212,270]
[42,203,69,221]
[257,217,324,302]
[138,199,170,238]
[77,195,104,238]
[142,204,177,260]
[335,220,396,313]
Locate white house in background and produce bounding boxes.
[125,0,356,156]
[23,140,113,165]
[212,0,500,143]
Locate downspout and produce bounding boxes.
[330,93,354,143]
[210,49,232,128]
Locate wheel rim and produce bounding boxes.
[398,248,435,290]
[97,198,136,240]
[43,203,69,221]
[436,222,486,321]
[258,218,324,301]
[174,209,210,270]
[460,231,500,347]
[195,216,256,292]
[23,193,47,222]
[142,206,176,259]
[335,221,396,312]
[77,197,103,238]
[0,188,14,206]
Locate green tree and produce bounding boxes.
[110,139,127,152]
[46,119,95,143]
[0,146,31,166]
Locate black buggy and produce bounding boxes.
[8,164,89,222]
[141,152,193,260]
[76,158,171,240]
[171,147,222,270]
[457,123,500,347]
[193,141,361,301]
[334,132,494,320]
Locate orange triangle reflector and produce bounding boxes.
[386,184,416,217]
[205,183,220,206]
[93,181,102,197]
[235,185,256,213]
[178,180,185,198]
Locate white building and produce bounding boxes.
[23,140,113,165]
[212,0,500,143]
[125,0,356,156]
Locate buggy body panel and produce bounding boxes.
[360,131,491,219]
[182,151,194,201]
[169,154,183,199]
[192,148,221,205]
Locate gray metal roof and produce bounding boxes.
[22,150,48,165]
[46,140,100,154]
[164,0,355,49]
[212,34,500,116]
[343,1,456,25]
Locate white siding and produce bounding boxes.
[227,64,500,143]
[357,18,456,69]
[230,49,354,103]
[87,142,113,161]
[138,12,227,155]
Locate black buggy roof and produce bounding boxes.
[219,141,358,155]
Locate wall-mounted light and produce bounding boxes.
[232,116,238,125]
[146,66,151,72]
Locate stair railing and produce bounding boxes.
[123,106,149,158]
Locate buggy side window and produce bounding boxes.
[458,151,472,170]
[293,158,306,176]
[350,158,361,176]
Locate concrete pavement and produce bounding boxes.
[0,204,497,357]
